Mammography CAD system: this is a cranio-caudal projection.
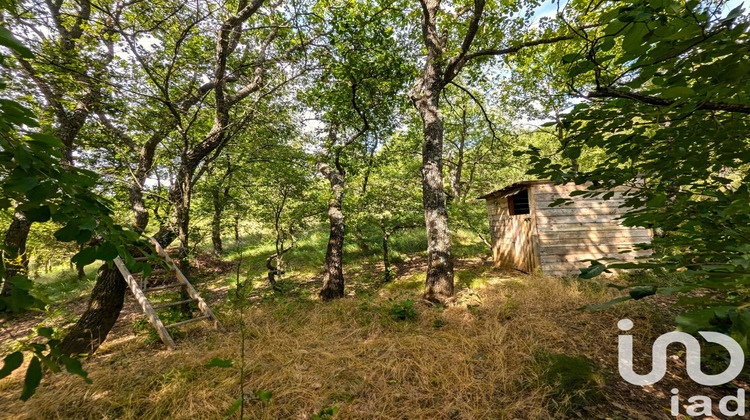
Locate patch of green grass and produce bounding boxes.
[32,264,99,304]
[455,268,493,290]
[451,229,491,259]
[531,352,603,414]
[384,273,423,292]
[389,228,427,256]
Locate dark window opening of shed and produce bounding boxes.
[508,189,530,215]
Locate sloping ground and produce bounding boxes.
[0,258,743,419]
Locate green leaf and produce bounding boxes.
[0,26,33,58]
[5,176,38,193]
[629,287,656,300]
[95,243,119,261]
[579,262,606,279]
[255,390,273,402]
[24,206,51,223]
[661,86,694,99]
[25,183,58,202]
[646,194,667,207]
[20,356,42,401]
[71,246,98,267]
[206,358,234,368]
[37,327,54,338]
[61,356,91,384]
[0,352,23,380]
[223,396,243,419]
[568,61,595,77]
[54,224,80,242]
[26,133,64,148]
[676,308,716,333]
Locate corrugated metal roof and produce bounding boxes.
[477,180,555,200]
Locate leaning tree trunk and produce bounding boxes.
[0,211,32,297]
[319,163,346,301]
[414,90,454,302]
[58,162,175,357]
[58,227,177,356]
[57,265,127,356]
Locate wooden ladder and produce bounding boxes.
[113,237,224,349]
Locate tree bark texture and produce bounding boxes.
[410,0,455,303]
[318,162,346,301]
[412,87,454,302]
[0,212,32,297]
[210,178,232,257]
[211,190,224,256]
[58,264,127,356]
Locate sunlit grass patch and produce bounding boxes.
[383,272,423,292]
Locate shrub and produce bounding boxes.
[384,299,418,321]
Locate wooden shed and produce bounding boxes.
[479,180,652,276]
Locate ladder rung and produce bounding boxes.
[145,283,185,292]
[133,269,170,278]
[134,256,151,262]
[152,298,197,310]
[164,315,210,329]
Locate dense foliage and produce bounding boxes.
[527,0,750,349]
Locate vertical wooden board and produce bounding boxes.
[486,200,497,247]
[529,186,541,272]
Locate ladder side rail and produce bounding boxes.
[149,238,225,331]
[114,257,177,349]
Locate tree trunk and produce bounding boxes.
[319,163,346,301]
[129,181,149,232]
[76,244,85,282]
[58,265,127,356]
[211,190,223,256]
[174,168,194,315]
[58,227,177,356]
[382,226,392,283]
[409,0,455,303]
[0,211,32,297]
[413,92,454,303]
[450,109,467,202]
[266,244,292,293]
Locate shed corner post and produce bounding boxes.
[529,185,543,273]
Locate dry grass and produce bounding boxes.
[0,263,684,419]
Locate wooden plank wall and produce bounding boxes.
[486,195,536,272]
[532,183,652,276]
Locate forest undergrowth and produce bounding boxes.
[0,229,735,419]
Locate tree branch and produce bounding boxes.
[588,87,750,114]
[444,0,486,83]
[464,34,574,61]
